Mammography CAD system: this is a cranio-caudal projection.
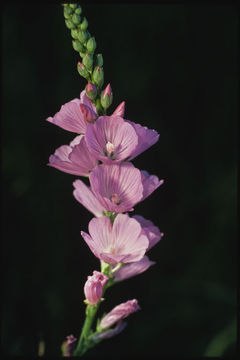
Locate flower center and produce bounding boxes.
[105,141,115,158]
[110,193,121,205]
[109,247,116,254]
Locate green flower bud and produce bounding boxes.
[100,83,113,109]
[82,54,93,71]
[86,37,96,54]
[95,54,103,67]
[92,66,104,88]
[65,19,76,30]
[85,82,97,101]
[72,40,85,53]
[79,51,85,58]
[72,13,81,25]
[80,17,88,31]
[63,6,73,19]
[69,4,78,10]
[77,62,90,80]
[77,30,88,44]
[71,29,79,40]
[74,7,82,15]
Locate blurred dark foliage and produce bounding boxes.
[1,3,237,357]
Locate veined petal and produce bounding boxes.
[113,255,156,281]
[133,215,163,251]
[126,120,159,160]
[90,163,143,213]
[73,179,106,217]
[85,116,138,164]
[141,170,164,201]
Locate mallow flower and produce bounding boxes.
[48,135,98,176]
[73,163,164,215]
[80,214,149,264]
[85,115,138,164]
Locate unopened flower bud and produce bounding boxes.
[84,271,108,305]
[92,66,104,88]
[77,30,88,44]
[86,37,96,54]
[69,4,78,10]
[71,29,79,40]
[65,19,76,30]
[74,7,82,15]
[82,53,93,71]
[72,13,81,25]
[112,101,125,117]
[72,40,84,53]
[95,53,103,67]
[80,17,88,31]
[79,104,96,123]
[63,6,73,19]
[101,83,113,109]
[85,82,97,101]
[77,62,89,80]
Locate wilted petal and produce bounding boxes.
[73,179,106,217]
[100,299,140,329]
[113,255,155,281]
[92,321,127,341]
[48,135,98,176]
[133,215,163,251]
[141,170,164,201]
[90,163,143,213]
[84,271,108,305]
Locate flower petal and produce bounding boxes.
[127,121,160,160]
[133,215,163,251]
[113,255,156,281]
[141,170,164,201]
[73,179,106,217]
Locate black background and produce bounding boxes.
[1,2,237,357]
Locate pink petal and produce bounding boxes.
[141,170,164,201]
[89,163,143,213]
[80,90,97,114]
[100,299,140,329]
[133,215,163,251]
[127,121,159,160]
[48,136,98,176]
[113,255,156,281]
[112,101,125,117]
[73,179,106,217]
[85,116,138,164]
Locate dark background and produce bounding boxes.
[1,3,237,358]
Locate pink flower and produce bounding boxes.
[81,214,149,264]
[141,170,164,201]
[133,215,164,251]
[84,271,109,305]
[48,135,98,176]
[46,90,97,134]
[112,101,125,117]
[100,299,140,329]
[85,116,138,164]
[73,179,106,217]
[113,255,155,282]
[127,121,160,160]
[89,163,143,213]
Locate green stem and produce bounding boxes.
[73,304,99,356]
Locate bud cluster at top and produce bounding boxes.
[63,3,106,112]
